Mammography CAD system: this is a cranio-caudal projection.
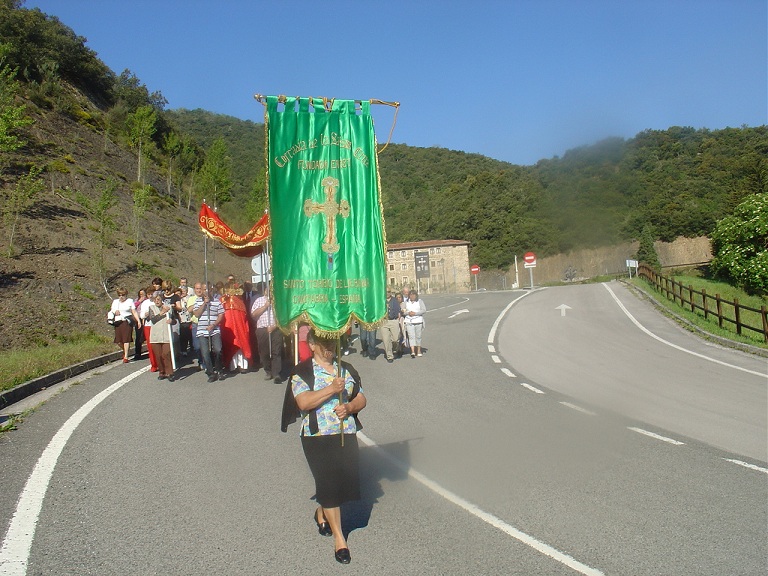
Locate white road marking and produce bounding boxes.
[488,345,496,353]
[559,402,596,415]
[357,432,604,576]
[520,382,545,394]
[491,355,501,363]
[448,309,469,319]
[0,367,149,575]
[628,427,685,445]
[723,458,768,474]
[487,290,538,344]
[500,368,516,378]
[603,284,768,379]
[426,297,470,313]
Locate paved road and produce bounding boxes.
[0,283,765,575]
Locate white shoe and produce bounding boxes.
[417,353,423,357]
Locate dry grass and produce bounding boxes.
[0,332,116,393]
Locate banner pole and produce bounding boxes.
[203,200,209,290]
[168,321,177,371]
[336,337,344,448]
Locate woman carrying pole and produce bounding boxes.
[282,329,366,564]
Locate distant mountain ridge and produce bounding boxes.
[167,108,767,269]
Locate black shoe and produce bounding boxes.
[274,376,283,384]
[158,374,167,380]
[361,350,368,358]
[264,373,273,380]
[217,371,225,381]
[335,548,351,564]
[314,510,332,537]
[387,357,393,363]
[167,374,175,382]
[207,373,218,383]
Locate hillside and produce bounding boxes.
[1,1,765,353]
[0,85,246,352]
[170,107,766,269]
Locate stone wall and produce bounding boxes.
[496,236,713,287]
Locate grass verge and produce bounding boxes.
[0,331,116,394]
[630,275,768,350]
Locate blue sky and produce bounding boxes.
[26,0,767,166]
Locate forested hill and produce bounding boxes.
[2,0,766,275]
[169,107,767,269]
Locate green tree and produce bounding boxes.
[0,42,33,155]
[709,193,768,295]
[75,179,118,292]
[162,131,181,204]
[176,134,201,210]
[126,104,156,183]
[2,164,44,256]
[131,183,152,253]
[635,224,660,270]
[198,137,233,208]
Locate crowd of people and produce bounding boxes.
[108,275,279,383]
[108,276,428,384]
[108,276,428,565]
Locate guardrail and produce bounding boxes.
[638,265,768,343]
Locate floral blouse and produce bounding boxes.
[291,360,361,436]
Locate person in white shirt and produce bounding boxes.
[250,282,283,383]
[109,287,140,362]
[403,290,426,357]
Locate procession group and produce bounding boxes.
[108,276,427,383]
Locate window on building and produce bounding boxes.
[389,277,396,285]
[401,263,407,270]
[389,264,395,271]
[402,276,409,285]
[400,250,407,258]
[388,251,394,259]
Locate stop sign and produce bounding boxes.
[470,264,480,275]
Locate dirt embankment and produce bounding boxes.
[0,98,248,352]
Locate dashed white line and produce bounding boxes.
[488,345,496,353]
[500,368,516,378]
[357,432,604,576]
[520,382,545,394]
[0,366,149,575]
[723,458,768,474]
[628,427,685,445]
[491,355,501,363]
[559,402,596,415]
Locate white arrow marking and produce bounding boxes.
[556,304,572,317]
[448,309,469,319]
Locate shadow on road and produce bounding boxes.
[341,438,415,536]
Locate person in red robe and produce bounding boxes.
[219,282,252,373]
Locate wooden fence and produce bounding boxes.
[638,265,768,343]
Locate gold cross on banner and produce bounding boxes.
[304,176,350,254]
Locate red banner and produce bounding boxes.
[198,203,269,258]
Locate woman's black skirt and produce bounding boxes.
[301,434,360,508]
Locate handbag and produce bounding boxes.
[107,311,124,327]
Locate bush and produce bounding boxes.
[710,193,768,295]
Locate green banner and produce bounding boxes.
[266,96,387,337]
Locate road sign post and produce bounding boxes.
[470,264,480,291]
[523,252,536,289]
